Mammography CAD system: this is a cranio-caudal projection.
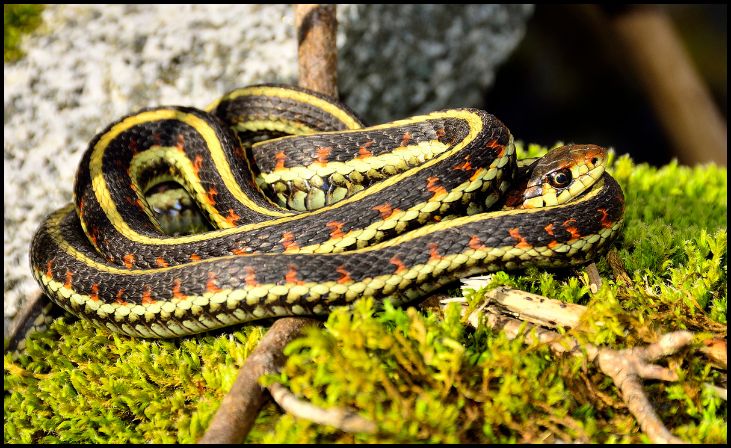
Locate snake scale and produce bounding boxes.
[29,84,625,338]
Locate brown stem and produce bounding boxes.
[449,291,696,443]
[269,382,377,434]
[295,4,338,98]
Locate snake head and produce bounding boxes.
[505,144,607,209]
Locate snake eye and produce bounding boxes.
[548,168,572,189]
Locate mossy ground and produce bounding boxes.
[4,144,727,443]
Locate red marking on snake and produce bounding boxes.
[389,256,407,274]
[485,139,506,158]
[544,223,555,236]
[470,168,485,182]
[88,227,99,247]
[206,187,218,206]
[172,279,187,300]
[176,134,185,151]
[315,146,332,166]
[153,132,162,146]
[45,260,54,279]
[285,265,305,285]
[190,253,201,261]
[548,240,560,249]
[233,145,246,160]
[90,284,100,302]
[123,254,136,269]
[193,155,204,177]
[373,203,400,220]
[468,235,485,250]
[597,208,613,228]
[400,131,412,147]
[326,221,346,239]
[155,257,169,268]
[562,218,581,239]
[142,285,156,304]
[509,228,532,249]
[436,128,446,140]
[115,289,127,305]
[244,266,258,287]
[207,272,222,293]
[225,209,240,226]
[336,266,352,284]
[63,271,73,289]
[281,232,299,251]
[134,198,145,210]
[231,246,250,255]
[428,243,443,261]
[358,140,375,159]
[452,157,473,171]
[358,147,372,158]
[129,137,138,154]
[275,151,287,170]
[426,176,447,199]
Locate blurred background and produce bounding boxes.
[483,4,727,166]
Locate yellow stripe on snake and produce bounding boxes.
[30,84,625,338]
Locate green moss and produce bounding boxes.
[4,145,726,443]
[4,319,268,443]
[4,4,45,62]
[262,299,600,443]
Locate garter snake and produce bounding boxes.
[30,84,625,338]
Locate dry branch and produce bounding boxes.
[269,382,377,434]
[448,287,710,444]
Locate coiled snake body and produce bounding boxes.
[30,85,625,338]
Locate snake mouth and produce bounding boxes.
[572,174,606,200]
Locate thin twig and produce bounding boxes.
[446,289,704,444]
[269,383,377,434]
[592,332,691,444]
[457,281,585,329]
[703,383,727,401]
